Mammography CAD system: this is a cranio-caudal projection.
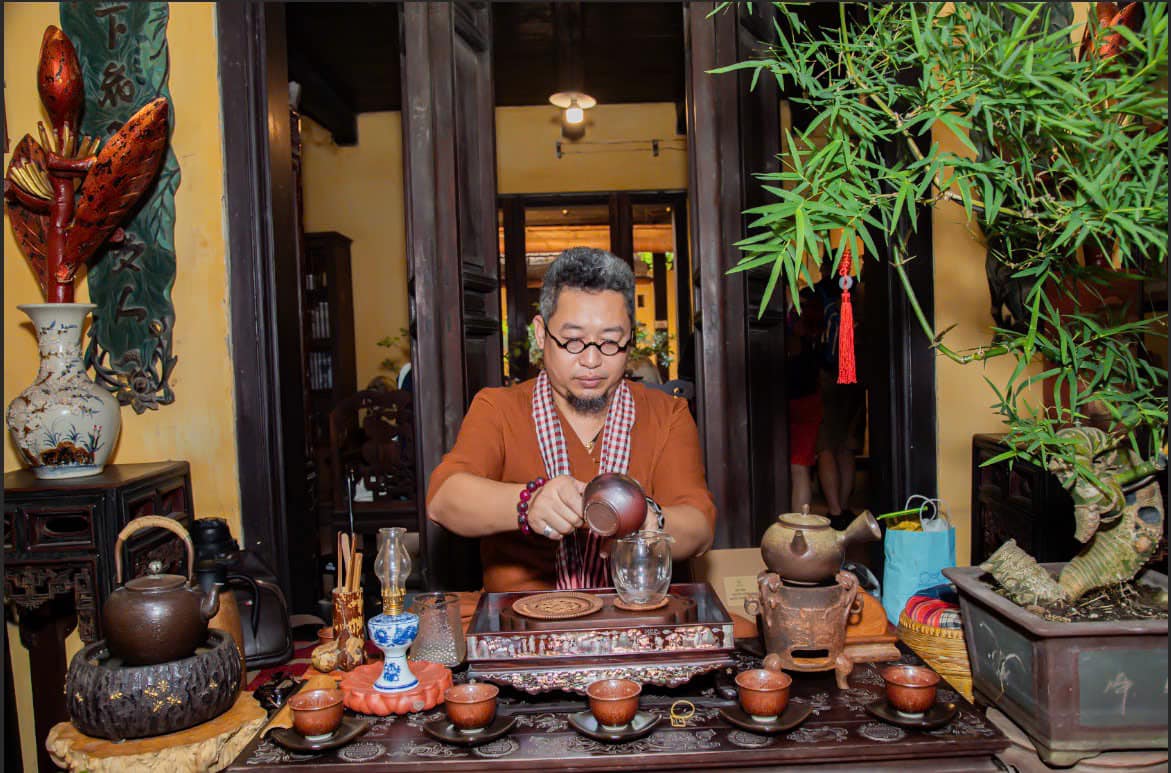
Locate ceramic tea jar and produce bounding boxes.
[6,303,121,478]
[583,472,647,538]
[103,516,221,665]
[760,506,881,585]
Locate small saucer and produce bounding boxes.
[865,699,958,730]
[568,709,660,742]
[269,717,371,752]
[719,703,813,734]
[422,714,517,746]
[612,596,670,612]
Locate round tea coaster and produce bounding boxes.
[613,595,670,612]
[512,591,603,620]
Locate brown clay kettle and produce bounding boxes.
[760,506,881,585]
[102,515,220,665]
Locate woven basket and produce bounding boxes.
[898,612,973,702]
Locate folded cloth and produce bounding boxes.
[902,583,963,629]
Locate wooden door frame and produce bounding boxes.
[685,2,937,547]
[497,190,690,384]
[217,3,307,606]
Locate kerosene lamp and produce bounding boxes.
[366,527,419,692]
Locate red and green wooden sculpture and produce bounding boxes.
[4,26,169,303]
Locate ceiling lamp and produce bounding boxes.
[549,91,595,138]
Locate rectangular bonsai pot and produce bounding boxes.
[943,565,1167,767]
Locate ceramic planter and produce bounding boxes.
[944,564,1167,766]
[6,303,120,478]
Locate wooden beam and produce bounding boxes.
[287,26,358,145]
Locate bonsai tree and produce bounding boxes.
[717,2,1167,607]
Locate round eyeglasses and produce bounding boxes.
[546,331,630,357]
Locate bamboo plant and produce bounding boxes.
[716,2,1168,606]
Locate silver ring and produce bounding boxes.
[542,524,556,538]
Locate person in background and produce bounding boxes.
[785,285,825,512]
[814,257,867,526]
[427,247,716,591]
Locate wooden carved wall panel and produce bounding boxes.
[61,2,181,413]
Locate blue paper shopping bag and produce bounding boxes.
[881,502,956,624]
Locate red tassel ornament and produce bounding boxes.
[837,247,857,384]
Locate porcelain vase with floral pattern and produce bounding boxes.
[6,304,121,478]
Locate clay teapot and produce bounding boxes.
[103,515,220,665]
[582,472,647,538]
[760,506,880,585]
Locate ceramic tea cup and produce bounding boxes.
[880,664,941,717]
[735,668,792,722]
[586,678,642,730]
[444,682,499,734]
[288,688,345,740]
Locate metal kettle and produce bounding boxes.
[759,506,881,585]
[195,558,260,669]
[102,516,220,665]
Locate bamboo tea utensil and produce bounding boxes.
[350,552,363,592]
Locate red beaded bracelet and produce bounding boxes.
[516,476,547,535]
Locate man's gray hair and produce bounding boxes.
[539,247,636,323]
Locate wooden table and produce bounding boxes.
[227,647,1007,771]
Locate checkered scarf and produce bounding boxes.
[532,370,636,589]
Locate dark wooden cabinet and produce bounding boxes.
[3,461,193,773]
[971,433,1168,569]
[301,231,358,517]
[970,434,1081,566]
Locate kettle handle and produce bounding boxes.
[115,515,196,585]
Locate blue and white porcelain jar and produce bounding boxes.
[6,303,121,478]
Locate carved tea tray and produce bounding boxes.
[466,583,736,694]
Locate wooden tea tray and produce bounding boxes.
[466,583,736,694]
[501,592,697,631]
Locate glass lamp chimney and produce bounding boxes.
[375,526,411,615]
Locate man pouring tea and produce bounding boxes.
[427,247,716,592]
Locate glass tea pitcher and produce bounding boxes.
[407,591,466,667]
[610,530,675,607]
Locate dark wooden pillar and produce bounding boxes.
[401,0,502,590]
[684,2,752,547]
[218,3,307,609]
[502,198,529,379]
[609,192,634,266]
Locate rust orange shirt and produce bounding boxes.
[426,378,716,592]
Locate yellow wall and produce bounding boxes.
[300,113,409,389]
[497,103,687,194]
[4,5,233,770]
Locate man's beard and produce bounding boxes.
[568,389,611,415]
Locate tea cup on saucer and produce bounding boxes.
[880,664,940,717]
[586,678,641,730]
[735,668,792,723]
[444,682,499,734]
[288,688,345,741]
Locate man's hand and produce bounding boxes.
[527,475,587,540]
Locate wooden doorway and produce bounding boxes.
[498,191,692,389]
[684,1,938,553]
[218,0,502,607]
